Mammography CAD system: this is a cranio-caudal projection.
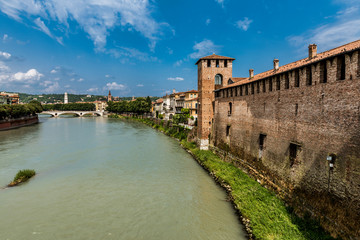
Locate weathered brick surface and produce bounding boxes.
[197,58,233,149]
[202,49,360,239]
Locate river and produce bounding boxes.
[0,117,246,240]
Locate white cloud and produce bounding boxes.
[215,0,225,7]
[42,81,60,93]
[288,19,360,51]
[235,17,253,31]
[107,47,158,62]
[167,77,184,81]
[2,34,9,42]
[0,51,11,60]
[106,82,126,90]
[189,39,221,59]
[87,87,99,93]
[50,69,57,74]
[288,0,360,52]
[78,78,84,82]
[34,17,53,37]
[0,0,171,51]
[206,19,211,25]
[136,84,144,87]
[11,69,43,83]
[174,59,183,67]
[0,61,10,72]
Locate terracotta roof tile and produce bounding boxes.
[220,39,360,90]
[195,54,235,65]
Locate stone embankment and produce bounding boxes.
[0,115,38,131]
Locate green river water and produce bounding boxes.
[0,117,246,240]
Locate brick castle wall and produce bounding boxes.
[210,50,360,239]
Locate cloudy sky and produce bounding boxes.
[0,0,359,96]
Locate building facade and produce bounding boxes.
[197,40,360,239]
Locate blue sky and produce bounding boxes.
[0,0,359,97]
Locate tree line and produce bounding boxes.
[43,103,96,111]
[106,97,152,114]
[0,101,43,120]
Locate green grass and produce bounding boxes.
[181,141,337,240]
[9,169,36,186]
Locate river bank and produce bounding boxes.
[0,115,38,131]
[123,115,337,240]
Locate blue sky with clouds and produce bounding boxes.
[0,0,359,97]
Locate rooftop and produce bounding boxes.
[195,54,235,65]
[220,39,360,90]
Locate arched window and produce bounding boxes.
[215,74,222,85]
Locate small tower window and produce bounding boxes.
[215,74,222,85]
[207,60,211,67]
[216,59,219,68]
[320,61,327,83]
[276,76,280,90]
[269,78,273,92]
[224,60,228,68]
[228,102,232,116]
[306,66,312,85]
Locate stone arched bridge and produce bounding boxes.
[40,111,104,117]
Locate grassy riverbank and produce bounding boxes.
[121,115,336,240]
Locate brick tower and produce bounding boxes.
[108,90,112,102]
[196,54,235,150]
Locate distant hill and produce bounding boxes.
[17,93,159,104]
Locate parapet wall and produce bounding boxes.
[0,115,39,131]
[213,72,360,238]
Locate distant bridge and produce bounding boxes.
[40,111,104,117]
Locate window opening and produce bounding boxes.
[251,83,255,94]
[306,66,312,85]
[295,70,300,87]
[207,60,211,67]
[216,59,219,68]
[269,78,273,92]
[245,85,249,95]
[320,61,327,83]
[285,73,289,89]
[257,81,260,93]
[259,134,266,158]
[228,102,232,116]
[337,55,346,80]
[276,75,280,90]
[215,74,222,85]
[224,60,228,68]
[226,125,230,136]
[289,143,300,167]
[262,79,266,92]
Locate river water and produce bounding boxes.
[0,117,246,240]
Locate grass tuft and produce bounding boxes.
[8,169,36,187]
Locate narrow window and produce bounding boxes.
[285,73,289,89]
[257,81,260,93]
[235,87,238,96]
[215,74,223,85]
[295,103,298,116]
[224,60,228,68]
[230,88,233,97]
[262,79,266,92]
[269,78,273,92]
[216,59,220,68]
[289,143,300,167]
[245,85,249,95]
[228,102,232,116]
[251,83,255,94]
[226,125,230,136]
[276,75,280,90]
[259,134,266,158]
[320,61,327,83]
[306,66,312,85]
[337,55,346,80]
[240,86,243,96]
[207,59,211,67]
[295,70,300,87]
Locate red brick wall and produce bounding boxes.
[212,50,360,239]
